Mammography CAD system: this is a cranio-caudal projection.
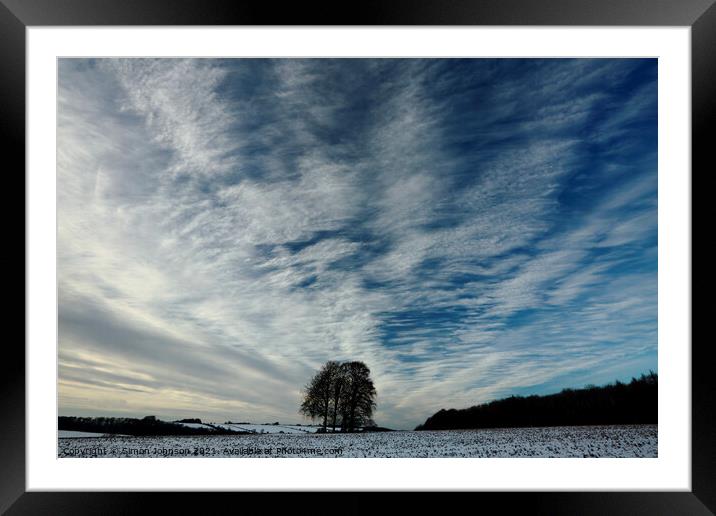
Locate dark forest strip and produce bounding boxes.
[416,372,657,430]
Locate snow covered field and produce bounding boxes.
[58,424,656,458]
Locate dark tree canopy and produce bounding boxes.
[416,371,658,431]
[300,360,376,432]
[300,360,338,430]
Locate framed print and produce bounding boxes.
[5,0,713,513]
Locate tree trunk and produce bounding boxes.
[331,387,341,432]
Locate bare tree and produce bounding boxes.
[299,362,333,431]
[300,360,376,432]
[340,361,376,432]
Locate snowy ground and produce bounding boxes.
[58,424,656,458]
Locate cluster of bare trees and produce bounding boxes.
[300,361,376,432]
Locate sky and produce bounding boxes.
[58,58,657,430]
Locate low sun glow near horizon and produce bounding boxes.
[57,58,657,430]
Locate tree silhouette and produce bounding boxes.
[299,361,334,431]
[340,361,377,432]
[416,371,658,430]
[300,360,376,432]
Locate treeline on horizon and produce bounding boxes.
[58,415,249,436]
[415,371,657,431]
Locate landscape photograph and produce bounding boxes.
[57,57,657,458]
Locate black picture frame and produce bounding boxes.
[5,0,713,513]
